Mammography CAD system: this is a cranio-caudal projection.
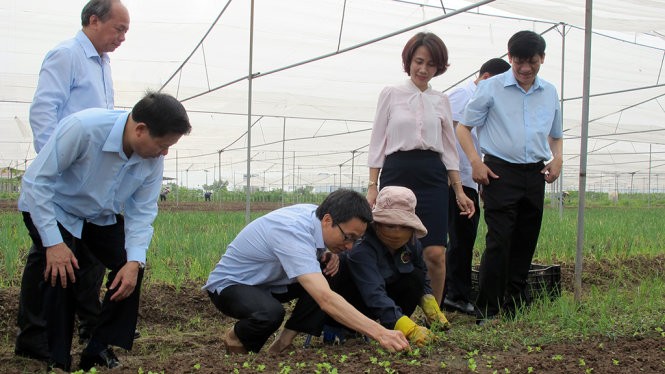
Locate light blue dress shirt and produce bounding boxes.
[448,79,480,191]
[29,30,114,153]
[462,70,563,164]
[19,109,163,264]
[203,204,325,294]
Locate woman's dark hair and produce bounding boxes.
[316,189,372,225]
[402,32,449,77]
[131,91,191,137]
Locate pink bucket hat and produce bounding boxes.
[372,186,427,238]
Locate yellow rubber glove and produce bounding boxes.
[419,294,451,330]
[393,315,434,347]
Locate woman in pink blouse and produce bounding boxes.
[367,32,475,306]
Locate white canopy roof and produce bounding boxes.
[2,0,665,192]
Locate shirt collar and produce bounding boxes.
[75,30,110,64]
[103,111,131,159]
[403,78,431,93]
[503,70,543,93]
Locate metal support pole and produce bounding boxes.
[574,0,593,302]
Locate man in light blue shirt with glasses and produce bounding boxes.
[203,189,410,355]
[456,30,563,324]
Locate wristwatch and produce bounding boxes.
[368,181,377,188]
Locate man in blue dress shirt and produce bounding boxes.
[17,92,190,371]
[456,30,563,324]
[16,0,131,362]
[443,58,511,315]
[203,189,410,355]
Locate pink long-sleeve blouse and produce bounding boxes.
[367,79,460,171]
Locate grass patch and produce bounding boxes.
[439,276,665,352]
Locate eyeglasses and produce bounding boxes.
[337,224,363,243]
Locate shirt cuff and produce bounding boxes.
[41,225,64,248]
[126,247,147,265]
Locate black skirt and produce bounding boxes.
[380,149,449,247]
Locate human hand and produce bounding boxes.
[394,316,436,347]
[542,158,562,184]
[374,328,410,352]
[321,252,340,277]
[44,242,79,287]
[454,192,476,219]
[419,294,451,330]
[471,161,499,186]
[109,261,140,301]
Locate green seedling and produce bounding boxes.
[467,357,478,372]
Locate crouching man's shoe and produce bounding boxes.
[79,347,121,371]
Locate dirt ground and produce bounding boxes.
[1,201,664,373]
[0,274,665,373]
[2,262,664,373]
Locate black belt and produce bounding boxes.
[484,154,544,170]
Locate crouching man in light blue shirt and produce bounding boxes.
[18,91,191,372]
[203,189,410,355]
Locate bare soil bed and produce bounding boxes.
[1,259,664,373]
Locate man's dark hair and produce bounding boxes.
[131,91,192,137]
[479,58,511,76]
[402,32,449,77]
[507,30,546,59]
[316,189,372,224]
[81,0,117,26]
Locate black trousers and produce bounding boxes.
[208,282,326,353]
[16,244,104,358]
[474,156,545,319]
[18,212,143,369]
[445,185,480,303]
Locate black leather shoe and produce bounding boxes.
[442,297,475,315]
[79,347,121,371]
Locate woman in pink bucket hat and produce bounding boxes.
[327,186,451,347]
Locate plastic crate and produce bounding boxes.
[470,263,561,303]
